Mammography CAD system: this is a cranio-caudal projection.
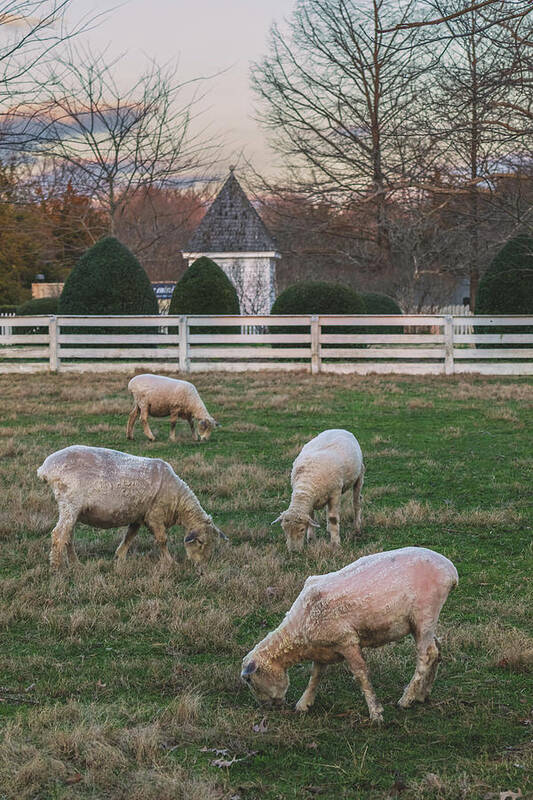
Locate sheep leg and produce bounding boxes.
[306,512,316,543]
[327,491,342,546]
[114,522,140,562]
[169,410,179,442]
[126,404,140,440]
[147,519,173,564]
[352,465,365,535]
[188,418,199,442]
[398,633,441,708]
[139,404,156,442]
[49,504,78,570]
[295,662,325,712]
[342,642,384,723]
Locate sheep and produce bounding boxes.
[241,547,458,721]
[272,428,364,551]
[126,374,219,443]
[37,445,228,569]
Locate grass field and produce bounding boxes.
[0,371,531,800]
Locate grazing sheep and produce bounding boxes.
[126,374,219,443]
[272,429,364,551]
[37,445,227,569]
[241,547,458,721]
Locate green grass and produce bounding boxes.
[0,371,531,800]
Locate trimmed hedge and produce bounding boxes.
[361,292,402,315]
[169,257,240,335]
[271,281,365,317]
[59,237,158,316]
[270,281,365,351]
[0,305,17,315]
[360,292,402,335]
[476,234,533,315]
[17,297,59,315]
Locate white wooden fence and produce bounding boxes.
[0,314,532,375]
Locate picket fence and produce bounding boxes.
[0,314,532,375]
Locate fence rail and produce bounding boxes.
[0,314,532,375]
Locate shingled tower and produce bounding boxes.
[182,169,280,315]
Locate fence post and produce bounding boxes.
[444,314,454,375]
[310,315,321,374]
[49,315,59,373]
[179,315,190,373]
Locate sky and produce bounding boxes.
[71,0,295,178]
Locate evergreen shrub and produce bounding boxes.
[169,257,240,335]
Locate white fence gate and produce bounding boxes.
[0,314,532,375]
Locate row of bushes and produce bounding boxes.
[4,233,531,320]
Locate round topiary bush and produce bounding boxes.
[59,236,158,316]
[15,296,60,335]
[169,256,240,334]
[271,281,365,317]
[476,234,533,314]
[360,292,402,335]
[270,281,365,352]
[17,296,59,315]
[361,292,402,315]
[476,234,533,345]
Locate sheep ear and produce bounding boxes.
[184,531,198,543]
[241,660,258,678]
[271,514,284,526]
[215,526,229,542]
[307,516,320,529]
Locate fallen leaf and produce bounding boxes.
[210,751,257,769]
[500,791,522,800]
[211,756,239,768]
[252,717,268,733]
[96,680,106,689]
[64,774,82,785]
[307,741,318,750]
[390,772,407,795]
[200,747,229,756]
[424,773,444,790]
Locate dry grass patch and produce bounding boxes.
[0,699,222,800]
[365,484,399,500]
[369,499,522,528]
[443,425,462,438]
[486,407,524,427]
[446,621,533,672]
[407,398,434,409]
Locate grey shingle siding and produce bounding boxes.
[185,172,278,253]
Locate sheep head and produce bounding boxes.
[183,520,228,564]
[197,416,219,442]
[240,657,289,707]
[271,510,319,552]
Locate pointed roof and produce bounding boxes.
[184,170,278,253]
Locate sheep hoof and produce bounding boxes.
[370,711,384,724]
[397,695,412,709]
[295,698,311,712]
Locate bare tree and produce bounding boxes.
[252,0,435,270]
[0,2,104,152]
[413,0,533,306]
[380,0,531,31]
[29,48,218,236]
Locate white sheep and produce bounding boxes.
[37,445,227,569]
[272,429,364,551]
[126,374,219,443]
[241,547,458,721]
